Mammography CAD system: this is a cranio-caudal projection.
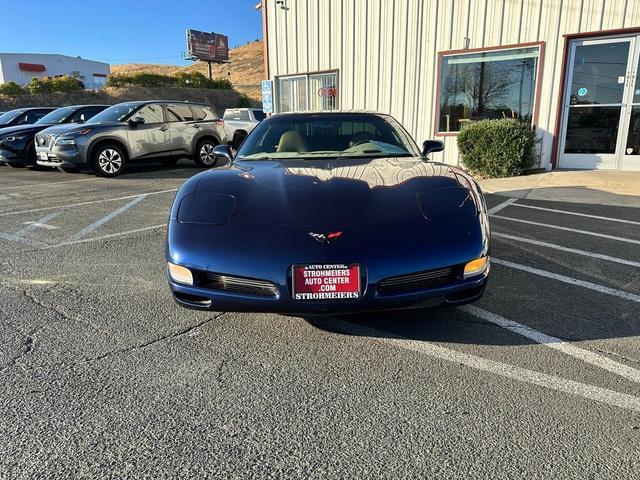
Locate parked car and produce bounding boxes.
[36,101,227,177]
[0,105,107,168]
[165,111,490,314]
[0,107,57,129]
[223,108,265,149]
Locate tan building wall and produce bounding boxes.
[263,0,640,169]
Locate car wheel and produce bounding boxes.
[194,139,219,168]
[232,131,247,150]
[6,163,24,168]
[91,144,126,177]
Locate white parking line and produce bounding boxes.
[492,232,640,268]
[46,224,167,248]
[331,318,640,413]
[491,215,640,245]
[511,203,640,226]
[0,177,101,191]
[493,258,640,304]
[462,305,640,384]
[0,188,178,218]
[0,230,45,247]
[69,194,148,241]
[487,197,518,215]
[14,211,62,237]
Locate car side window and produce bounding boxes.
[166,104,194,122]
[68,109,87,123]
[134,104,164,124]
[82,106,106,120]
[192,106,216,121]
[239,110,251,121]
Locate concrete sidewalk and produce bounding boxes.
[478,170,640,208]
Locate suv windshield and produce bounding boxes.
[0,109,23,124]
[88,103,140,124]
[36,107,77,124]
[237,113,418,160]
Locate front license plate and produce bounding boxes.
[38,152,48,161]
[292,264,361,301]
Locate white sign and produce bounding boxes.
[618,76,625,84]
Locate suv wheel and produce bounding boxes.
[92,144,126,177]
[194,139,219,168]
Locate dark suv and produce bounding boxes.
[0,107,56,129]
[35,100,228,177]
[0,105,107,168]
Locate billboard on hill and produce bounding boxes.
[186,30,229,63]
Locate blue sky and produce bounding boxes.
[0,0,262,66]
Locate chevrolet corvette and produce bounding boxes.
[166,112,490,314]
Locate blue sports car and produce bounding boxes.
[166,112,490,314]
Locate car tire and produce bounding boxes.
[6,163,24,168]
[194,139,219,168]
[232,131,247,150]
[91,144,126,177]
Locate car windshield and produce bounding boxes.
[0,109,24,123]
[237,113,418,160]
[36,107,77,124]
[88,103,139,124]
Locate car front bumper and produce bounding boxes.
[167,268,488,315]
[35,145,87,169]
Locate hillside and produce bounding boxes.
[111,41,264,101]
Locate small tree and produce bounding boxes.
[51,76,83,92]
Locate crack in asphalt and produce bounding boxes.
[87,312,226,364]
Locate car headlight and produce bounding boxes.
[55,137,76,146]
[168,262,194,285]
[463,256,489,278]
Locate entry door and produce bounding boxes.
[559,36,640,170]
[621,42,640,170]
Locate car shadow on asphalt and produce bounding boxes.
[303,306,535,347]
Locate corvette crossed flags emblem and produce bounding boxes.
[308,231,344,244]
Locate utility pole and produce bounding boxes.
[207,60,212,80]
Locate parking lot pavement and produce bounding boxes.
[0,165,639,478]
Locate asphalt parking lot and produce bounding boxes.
[1,163,639,479]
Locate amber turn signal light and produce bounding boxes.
[463,256,489,279]
[168,262,194,285]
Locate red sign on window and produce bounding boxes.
[318,86,337,97]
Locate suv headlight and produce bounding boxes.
[55,137,76,146]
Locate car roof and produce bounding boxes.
[114,100,209,107]
[269,110,388,118]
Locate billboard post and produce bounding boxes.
[185,29,230,79]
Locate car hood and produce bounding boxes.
[38,120,114,135]
[182,157,481,227]
[0,123,51,137]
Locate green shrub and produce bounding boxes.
[51,76,83,92]
[457,119,537,178]
[0,81,26,96]
[106,71,232,90]
[236,93,252,108]
[26,77,53,95]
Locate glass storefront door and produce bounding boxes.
[559,36,640,171]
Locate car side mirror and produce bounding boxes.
[422,140,444,156]
[213,144,234,165]
[128,116,145,127]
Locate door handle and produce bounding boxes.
[159,126,168,131]
[193,124,201,129]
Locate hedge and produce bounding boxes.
[0,81,26,96]
[106,71,232,90]
[457,119,538,178]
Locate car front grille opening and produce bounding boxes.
[197,271,278,298]
[377,266,459,295]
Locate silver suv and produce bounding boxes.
[35,100,228,177]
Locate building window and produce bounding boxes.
[437,45,542,133]
[93,75,107,88]
[277,71,338,112]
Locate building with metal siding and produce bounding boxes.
[0,53,110,89]
[260,0,640,171]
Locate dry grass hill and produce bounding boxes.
[111,41,264,101]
